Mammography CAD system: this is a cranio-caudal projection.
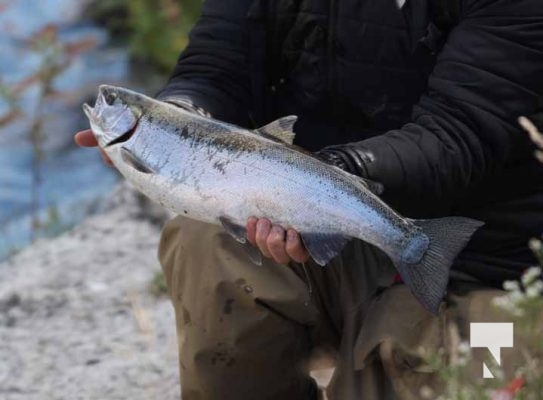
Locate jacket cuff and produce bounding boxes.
[357,135,404,191]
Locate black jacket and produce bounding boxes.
[158,0,543,285]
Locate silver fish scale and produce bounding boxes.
[85,85,486,314]
[108,106,420,262]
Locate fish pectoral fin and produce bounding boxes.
[255,116,297,144]
[121,147,155,174]
[219,216,247,243]
[300,233,351,266]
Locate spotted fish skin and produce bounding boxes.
[83,85,483,313]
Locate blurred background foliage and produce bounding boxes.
[0,0,203,258]
[89,0,203,76]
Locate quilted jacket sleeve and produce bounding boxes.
[358,0,543,216]
[156,0,254,126]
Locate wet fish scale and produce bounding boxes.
[83,85,484,314]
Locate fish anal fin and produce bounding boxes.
[255,116,297,144]
[121,147,154,174]
[300,233,351,266]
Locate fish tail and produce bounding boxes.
[396,217,484,314]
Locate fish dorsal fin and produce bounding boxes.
[255,116,297,144]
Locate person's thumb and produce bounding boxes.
[74,129,98,147]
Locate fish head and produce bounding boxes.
[83,85,144,148]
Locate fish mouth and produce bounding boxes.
[82,100,140,148]
[83,103,95,122]
[105,118,140,147]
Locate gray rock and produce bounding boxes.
[0,186,180,400]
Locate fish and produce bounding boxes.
[83,84,483,314]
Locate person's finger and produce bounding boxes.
[286,229,310,263]
[267,225,290,264]
[255,218,272,258]
[246,217,258,246]
[75,130,113,166]
[74,129,98,147]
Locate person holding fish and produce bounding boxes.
[75,0,543,399]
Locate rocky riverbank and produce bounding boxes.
[0,184,180,400]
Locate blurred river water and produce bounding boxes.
[0,0,131,258]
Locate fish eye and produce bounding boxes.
[105,92,117,105]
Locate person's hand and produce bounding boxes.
[74,129,113,166]
[246,217,310,265]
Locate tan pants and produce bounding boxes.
[158,216,523,400]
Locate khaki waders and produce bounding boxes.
[159,216,526,400]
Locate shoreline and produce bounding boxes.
[0,184,180,399]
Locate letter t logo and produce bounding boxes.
[470,323,514,378]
